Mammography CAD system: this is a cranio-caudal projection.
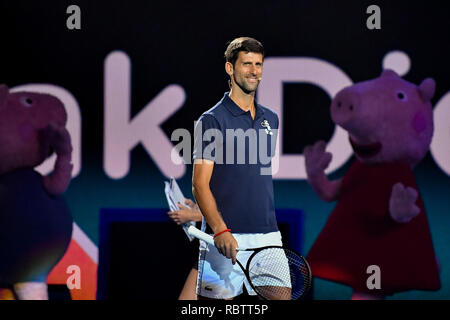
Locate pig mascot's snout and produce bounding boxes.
[331,88,361,130]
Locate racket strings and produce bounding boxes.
[247,248,311,300]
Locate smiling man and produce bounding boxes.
[191,37,287,300]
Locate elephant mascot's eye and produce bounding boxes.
[20,96,34,107]
[396,91,407,101]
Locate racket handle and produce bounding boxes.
[187,225,215,246]
[187,226,244,251]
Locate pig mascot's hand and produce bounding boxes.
[389,182,421,223]
[304,140,332,181]
[304,140,341,202]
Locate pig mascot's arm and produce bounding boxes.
[41,124,73,196]
[389,182,421,223]
[388,77,436,224]
[304,140,342,202]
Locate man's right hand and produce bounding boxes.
[214,231,238,265]
[192,160,238,264]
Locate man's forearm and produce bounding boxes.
[192,184,228,234]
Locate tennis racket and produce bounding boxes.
[187,225,312,300]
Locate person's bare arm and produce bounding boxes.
[192,159,238,264]
[167,199,203,224]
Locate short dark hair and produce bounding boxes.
[224,37,265,66]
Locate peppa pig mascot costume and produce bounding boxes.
[0,85,73,300]
[304,70,441,299]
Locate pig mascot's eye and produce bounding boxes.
[396,91,407,101]
[20,96,34,107]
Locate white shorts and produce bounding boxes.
[196,231,291,299]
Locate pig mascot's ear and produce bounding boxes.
[381,69,399,78]
[418,78,436,102]
[0,84,8,107]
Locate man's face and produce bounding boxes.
[230,51,263,94]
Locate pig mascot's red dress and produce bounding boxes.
[0,85,73,300]
[304,70,441,298]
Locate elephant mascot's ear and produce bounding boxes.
[0,85,8,108]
